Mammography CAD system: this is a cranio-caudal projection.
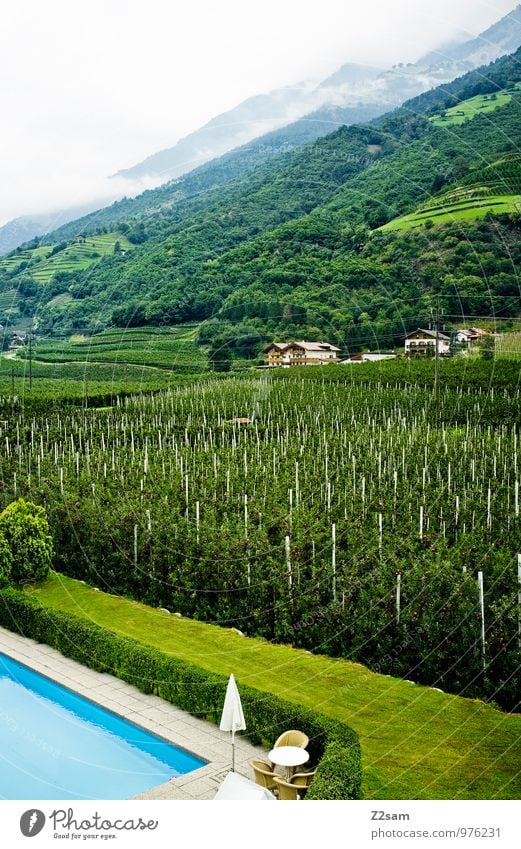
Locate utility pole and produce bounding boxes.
[434,294,440,419]
[28,330,33,391]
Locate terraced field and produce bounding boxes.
[380,151,521,232]
[380,192,521,232]
[430,87,518,127]
[0,289,19,312]
[0,233,132,284]
[12,325,208,383]
[0,325,211,401]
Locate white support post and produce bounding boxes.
[396,572,401,625]
[285,536,292,591]
[332,523,336,602]
[478,571,486,671]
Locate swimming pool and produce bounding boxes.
[0,652,206,799]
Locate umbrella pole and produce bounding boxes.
[232,729,235,772]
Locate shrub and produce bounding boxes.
[0,499,53,584]
[0,532,13,587]
[0,588,362,800]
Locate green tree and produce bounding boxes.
[0,499,53,584]
[208,338,232,372]
[479,335,495,360]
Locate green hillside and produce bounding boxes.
[431,83,521,126]
[4,46,521,349]
[0,233,132,284]
[380,150,521,232]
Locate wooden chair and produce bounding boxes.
[290,769,316,797]
[274,777,301,800]
[249,758,278,793]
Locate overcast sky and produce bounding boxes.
[0,0,518,226]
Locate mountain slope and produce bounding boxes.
[0,200,122,257]
[3,45,521,347]
[420,3,521,68]
[5,5,521,257]
[115,6,521,186]
[114,64,382,183]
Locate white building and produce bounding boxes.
[405,328,450,358]
[455,327,496,349]
[265,341,340,367]
[340,352,397,364]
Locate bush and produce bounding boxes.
[0,588,362,800]
[0,532,12,587]
[0,499,53,584]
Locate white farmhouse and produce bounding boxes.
[265,341,340,367]
[405,328,450,358]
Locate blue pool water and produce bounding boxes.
[0,652,206,799]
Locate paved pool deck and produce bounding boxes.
[0,626,268,800]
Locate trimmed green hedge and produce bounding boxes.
[0,588,362,799]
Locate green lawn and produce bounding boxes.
[27,573,521,800]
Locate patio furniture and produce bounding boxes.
[269,730,309,770]
[273,729,309,750]
[268,745,309,780]
[290,769,316,797]
[273,776,301,800]
[249,758,278,793]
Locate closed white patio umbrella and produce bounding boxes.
[219,673,246,771]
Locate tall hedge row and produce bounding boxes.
[0,588,362,800]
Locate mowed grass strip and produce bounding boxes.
[27,574,521,800]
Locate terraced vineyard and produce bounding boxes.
[430,85,520,127]
[0,233,132,285]
[24,325,207,373]
[0,289,19,313]
[0,325,210,402]
[381,152,521,232]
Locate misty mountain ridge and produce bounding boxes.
[116,5,521,186]
[2,4,521,255]
[419,3,521,68]
[113,63,383,183]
